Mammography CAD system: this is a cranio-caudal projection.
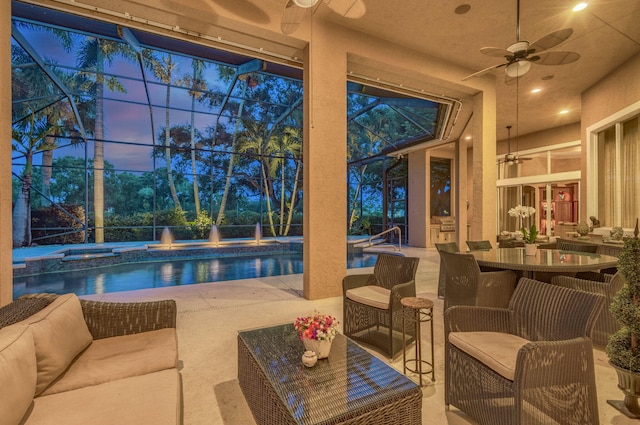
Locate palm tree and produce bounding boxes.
[150,53,182,210]
[76,37,132,243]
[272,127,302,235]
[236,121,279,235]
[12,112,61,247]
[177,58,208,215]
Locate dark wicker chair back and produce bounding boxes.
[435,242,460,298]
[551,271,623,346]
[372,253,420,290]
[509,277,604,341]
[439,251,516,311]
[466,240,493,251]
[557,240,599,253]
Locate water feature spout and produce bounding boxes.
[161,227,174,247]
[209,224,220,246]
[255,223,262,245]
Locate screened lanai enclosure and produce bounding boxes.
[11,1,449,247]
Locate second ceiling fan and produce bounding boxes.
[463,0,580,82]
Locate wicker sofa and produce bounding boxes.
[0,293,182,425]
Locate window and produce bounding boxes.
[593,114,640,227]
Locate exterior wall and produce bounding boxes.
[0,0,11,306]
[581,53,640,218]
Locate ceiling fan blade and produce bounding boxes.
[281,0,307,34]
[528,28,573,53]
[535,51,580,66]
[462,62,506,81]
[322,0,366,19]
[480,46,512,58]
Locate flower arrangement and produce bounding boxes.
[294,311,339,342]
[508,204,538,244]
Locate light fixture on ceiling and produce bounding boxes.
[573,2,588,12]
[505,60,532,78]
[293,0,319,8]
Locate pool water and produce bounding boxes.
[13,252,378,298]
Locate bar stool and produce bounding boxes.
[401,296,435,386]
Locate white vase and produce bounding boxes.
[301,350,318,367]
[303,338,332,359]
[524,243,537,256]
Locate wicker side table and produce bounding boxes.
[401,296,435,386]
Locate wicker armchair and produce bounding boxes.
[551,271,623,346]
[466,240,493,251]
[435,242,460,299]
[342,253,420,359]
[445,278,604,425]
[439,250,517,312]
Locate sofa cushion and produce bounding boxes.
[24,369,182,425]
[346,285,391,310]
[449,331,530,381]
[0,325,37,425]
[16,293,93,395]
[41,328,178,395]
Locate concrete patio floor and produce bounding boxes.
[20,245,638,424]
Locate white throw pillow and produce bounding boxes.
[16,294,93,395]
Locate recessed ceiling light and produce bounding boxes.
[531,88,542,93]
[465,136,472,140]
[455,4,471,15]
[573,2,588,12]
[560,110,569,115]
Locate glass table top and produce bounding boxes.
[469,248,618,272]
[238,323,419,424]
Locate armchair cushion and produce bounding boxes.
[449,331,529,381]
[345,285,391,310]
[0,325,36,425]
[16,294,93,395]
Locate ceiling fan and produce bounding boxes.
[281,0,366,34]
[498,125,532,166]
[463,0,580,82]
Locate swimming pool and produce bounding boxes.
[13,252,378,298]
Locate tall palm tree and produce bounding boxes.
[272,127,302,235]
[76,37,132,243]
[12,112,61,247]
[236,121,279,235]
[216,75,250,225]
[177,58,208,215]
[150,53,182,210]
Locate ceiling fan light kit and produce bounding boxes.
[293,0,319,8]
[506,61,531,78]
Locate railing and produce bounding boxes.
[368,226,402,251]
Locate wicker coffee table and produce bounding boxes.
[238,323,422,425]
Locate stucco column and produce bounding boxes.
[470,90,497,242]
[1,0,12,305]
[302,21,347,299]
[408,149,428,247]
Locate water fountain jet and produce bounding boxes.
[255,223,262,245]
[160,227,174,248]
[209,224,220,246]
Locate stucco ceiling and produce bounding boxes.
[311,0,640,142]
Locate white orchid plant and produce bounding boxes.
[508,205,538,244]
